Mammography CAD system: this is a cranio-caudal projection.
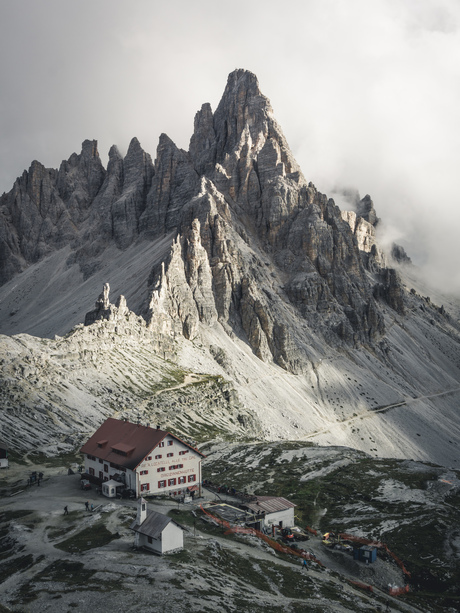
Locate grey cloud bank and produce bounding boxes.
[1,0,459,293]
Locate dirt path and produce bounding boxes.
[302,386,460,440]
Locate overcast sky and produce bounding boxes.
[1,0,459,294]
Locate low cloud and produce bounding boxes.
[1,0,459,294]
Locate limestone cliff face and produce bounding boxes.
[2,69,409,372]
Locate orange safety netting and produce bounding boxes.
[339,533,411,577]
[349,580,373,593]
[200,505,324,566]
[389,585,409,596]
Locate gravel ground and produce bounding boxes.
[0,462,424,613]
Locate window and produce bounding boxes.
[99,471,103,479]
[155,454,162,459]
[159,442,164,448]
[148,536,153,544]
[188,474,196,482]
[145,456,152,461]
[157,467,165,472]
[178,476,186,484]
[167,452,174,458]
[88,467,95,476]
[169,464,184,470]
[179,450,188,456]
[167,440,173,446]
[168,478,176,486]
[99,458,103,463]
[104,464,108,473]
[140,470,148,475]
[141,483,149,492]
[158,480,166,488]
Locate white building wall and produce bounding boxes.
[137,435,201,497]
[263,508,295,528]
[161,521,184,553]
[136,523,183,555]
[83,435,202,498]
[83,455,135,488]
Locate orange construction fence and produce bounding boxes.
[389,585,410,596]
[349,580,373,593]
[200,505,324,566]
[339,533,411,577]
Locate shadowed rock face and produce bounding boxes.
[1,70,410,372]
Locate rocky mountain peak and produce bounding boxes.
[108,144,123,162]
[357,194,379,226]
[0,69,420,369]
[81,139,100,159]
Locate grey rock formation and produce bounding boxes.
[2,69,460,475]
[2,69,415,373]
[391,243,412,265]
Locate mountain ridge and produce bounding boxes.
[0,69,459,468]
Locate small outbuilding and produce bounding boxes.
[130,498,184,555]
[101,479,124,498]
[0,441,8,469]
[241,496,296,529]
[354,545,377,564]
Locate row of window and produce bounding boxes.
[155,440,173,449]
[154,464,184,474]
[144,448,189,462]
[143,474,196,490]
[143,464,188,475]
[86,456,126,472]
[88,468,113,482]
[89,443,189,467]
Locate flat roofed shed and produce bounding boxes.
[243,496,296,514]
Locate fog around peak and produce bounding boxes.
[1,0,459,294]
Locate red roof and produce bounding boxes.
[80,418,205,470]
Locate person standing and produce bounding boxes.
[85,501,89,511]
[64,506,68,515]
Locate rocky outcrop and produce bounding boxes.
[139,134,199,236]
[391,243,412,265]
[356,194,379,226]
[374,268,405,314]
[1,69,409,372]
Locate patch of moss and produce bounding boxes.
[0,554,34,584]
[55,523,119,553]
[0,510,33,523]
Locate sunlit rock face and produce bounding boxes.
[1,70,460,470]
[0,69,429,370]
